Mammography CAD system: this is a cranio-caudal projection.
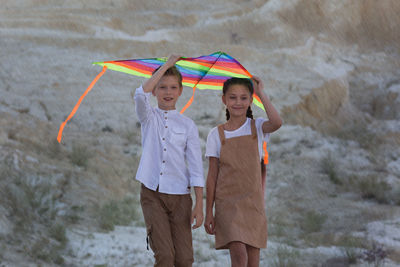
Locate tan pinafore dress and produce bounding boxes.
[215,119,267,249]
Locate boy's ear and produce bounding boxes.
[178,85,183,96]
[152,87,156,96]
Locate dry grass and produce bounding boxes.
[340,174,392,204]
[339,235,365,264]
[272,245,300,267]
[69,143,92,169]
[358,176,391,204]
[97,197,141,231]
[300,211,327,234]
[320,154,342,185]
[0,154,70,264]
[335,120,385,152]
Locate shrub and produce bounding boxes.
[69,143,91,168]
[336,120,382,151]
[321,154,341,185]
[340,236,363,264]
[300,211,326,234]
[49,223,68,247]
[30,236,65,264]
[272,245,300,267]
[6,176,55,232]
[363,242,387,267]
[358,176,390,204]
[98,197,140,231]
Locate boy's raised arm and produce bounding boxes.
[143,55,181,93]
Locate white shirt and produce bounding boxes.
[134,86,204,194]
[205,117,270,159]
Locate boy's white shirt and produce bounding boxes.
[205,117,270,159]
[134,86,204,194]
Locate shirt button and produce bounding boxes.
[164,117,167,120]
[162,138,165,141]
[164,148,166,151]
[165,126,168,128]
[160,172,163,175]
[162,160,165,163]
[164,111,167,114]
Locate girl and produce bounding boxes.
[204,77,282,267]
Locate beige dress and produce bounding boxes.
[215,119,267,249]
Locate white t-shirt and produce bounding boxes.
[205,117,270,160]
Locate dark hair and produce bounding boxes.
[152,65,183,87]
[223,77,254,120]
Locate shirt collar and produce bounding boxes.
[156,107,178,114]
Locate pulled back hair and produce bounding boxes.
[223,78,254,121]
[152,65,183,87]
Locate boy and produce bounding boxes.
[133,55,204,267]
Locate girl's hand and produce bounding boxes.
[165,54,182,68]
[251,76,265,98]
[204,213,216,235]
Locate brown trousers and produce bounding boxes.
[140,184,193,267]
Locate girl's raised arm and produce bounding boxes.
[251,76,282,134]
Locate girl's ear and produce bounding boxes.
[222,94,226,105]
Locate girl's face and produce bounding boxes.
[222,84,252,119]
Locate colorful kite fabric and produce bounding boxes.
[93,51,265,111]
[57,51,268,163]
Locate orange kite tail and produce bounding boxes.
[263,141,268,164]
[180,86,196,114]
[57,66,107,143]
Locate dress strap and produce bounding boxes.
[217,125,226,145]
[251,119,257,139]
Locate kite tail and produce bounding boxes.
[263,141,268,164]
[180,86,196,114]
[57,66,108,143]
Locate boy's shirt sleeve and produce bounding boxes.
[134,85,152,124]
[186,122,204,187]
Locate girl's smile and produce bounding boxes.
[222,84,253,118]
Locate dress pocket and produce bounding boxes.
[170,127,186,147]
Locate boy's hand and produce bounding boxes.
[204,212,216,235]
[251,75,265,98]
[191,203,204,229]
[165,54,182,68]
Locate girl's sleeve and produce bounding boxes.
[256,118,270,161]
[205,127,220,158]
[256,117,270,142]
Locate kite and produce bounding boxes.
[57,51,268,163]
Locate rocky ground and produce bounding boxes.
[0,0,400,266]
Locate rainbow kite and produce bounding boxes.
[57,51,268,162]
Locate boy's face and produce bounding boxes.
[153,75,183,110]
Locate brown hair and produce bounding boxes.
[153,66,183,87]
